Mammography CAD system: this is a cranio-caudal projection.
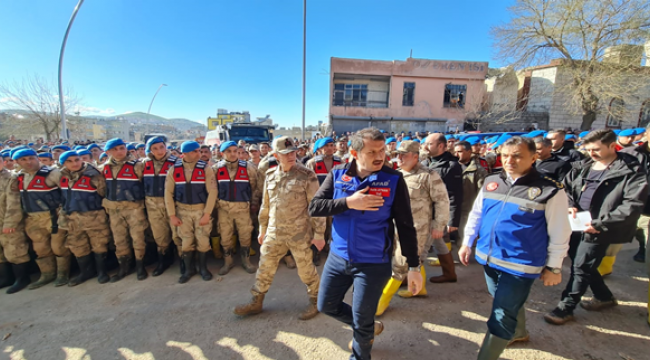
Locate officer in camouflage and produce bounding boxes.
[376,140,450,316]
[58,151,111,286]
[213,141,260,275]
[99,138,150,282]
[0,154,31,294]
[143,136,182,276]
[165,141,217,283]
[234,136,325,320]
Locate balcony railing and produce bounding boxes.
[332,90,389,108]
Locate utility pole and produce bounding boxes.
[58,0,85,140]
[301,0,306,140]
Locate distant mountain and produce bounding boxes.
[104,112,205,130]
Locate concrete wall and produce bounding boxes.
[527,67,557,113]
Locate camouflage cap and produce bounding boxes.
[396,140,420,154]
[272,136,298,154]
[248,144,259,152]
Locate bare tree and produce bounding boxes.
[492,0,650,129]
[0,74,81,140]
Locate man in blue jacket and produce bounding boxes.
[458,136,571,359]
[309,127,422,360]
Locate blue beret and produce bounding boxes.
[167,145,173,150]
[59,150,78,164]
[28,143,34,146]
[524,130,545,138]
[445,135,453,140]
[12,148,37,160]
[73,145,86,151]
[9,146,27,158]
[380,130,386,133]
[146,136,166,154]
[126,144,136,151]
[219,141,237,153]
[87,144,100,151]
[99,152,107,160]
[565,134,577,140]
[77,149,91,156]
[52,145,71,151]
[493,134,513,149]
[347,140,351,147]
[412,138,421,143]
[315,137,333,151]
[612,129,621,135]
[38,152,53,159]
[402,136,412,141]
[104,138,125,151]
[136,143,145,149]
[634,128,646,135]
[313,139,323,152]
[579,131,589,138]
[181,141,201,153]
[619,129,635,137]
[1,150,11,159]
[465,136,480,145]
[385,137,397,144]
[480,139,487,145]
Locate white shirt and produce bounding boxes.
[462,175,571,269]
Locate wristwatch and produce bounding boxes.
[409,265,422,272]
[545,266,561,274]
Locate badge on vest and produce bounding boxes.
[341,174,352,182]
[528,187,541,200]
[368,187,390,197]
[486,182,498,191]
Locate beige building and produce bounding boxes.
[329,57,488,133]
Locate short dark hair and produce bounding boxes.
[548,129,567,137]
[533,137,552,147]
[200,145,210,150]
[454,141,471,151]
[350,127,384,152]
[582,129,616,145]
[502,136,536,154]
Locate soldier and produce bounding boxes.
[38,152,55,168]
[51,145,70,164]
[234,136,325,320]
[213,141,260,275]
[87,144,102,163]
[248,144,261,167]
[259,141,271,158]
[98,152,108,165]
[99,138,150,282]
[297,144,309,162]
[126,143,137,158]
[306,137,341,265]
[212,145,223,162]
[2,151,15,171]
[78,149,93,164]
[58,151,111,286]
[165,141,217,283]
[0,152,31,294]
[454,141,488,242]
[143,137,181,276]
[136,143,146,159]
[335,137,348,158]
[199,145,213,165]
[11,148,71,289]
[237,145,250,162]
[376,141,450,315]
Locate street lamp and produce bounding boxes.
[58,0,85,141]
[147,83,167,133]
[301,0,306,141]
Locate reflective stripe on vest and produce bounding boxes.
[17,168,61,213]
[173,160,208,204]
[475,249,545,275]
[216,160,251,202]
[143,156,176,197]
[103,161,144,201]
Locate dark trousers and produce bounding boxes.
[318,253,391,360]
[483,265,535,339]
[557,232,614,312]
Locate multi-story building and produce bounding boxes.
[329,57,489,133]
[207,109,251,130]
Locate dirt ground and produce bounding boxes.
[0,243,648,360]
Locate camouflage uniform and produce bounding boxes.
[252,163,325,297]
[98,156,149,260]
[0,168,29,265]
[392,163,450,280]
[305,155,338,262]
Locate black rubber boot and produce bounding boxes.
[136,259,148,281]
[311,245,321,266]
[152,250,167,277]
[110,255,132,283]
[179,252,186,275]
[95,253,110,284]
[178,251,196,284]
[68,255,95,287]
[0,262,15,289]
[198,251,213,281]
[6,262,30,294]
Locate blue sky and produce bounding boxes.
[0,0,512,127]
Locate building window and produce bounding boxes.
[639,100,650,128]
[443,84,467,108]
[606,97,625,129]
[333,84,367,107]
[402,82,415,106]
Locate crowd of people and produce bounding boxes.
[0,124,649,360]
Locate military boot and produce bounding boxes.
[198,251,213,281]
[110,255,132,283]
[283,254,296,269]
[477,332,509,360]
[507,306,530,346]
[298,297,319,320]
[135,259,148,280]
[54,255,71,287]
[429,253,457,283]
[94,252,110,284]
[311,245,321,266]
[6,262,30,294]
[179,252,186,275]
[152,250,167,277]
[29,256,56,290]
[219,249,235,275]
[234,294,265,316]
[178,251,196,284]
[240,246,257,274]
[68,254,95,287]
[0,262,15,289]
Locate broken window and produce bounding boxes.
[444,84,467,108]
[402,82,415,106]
[606,97,625,129]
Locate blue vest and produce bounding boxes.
[143,156,176,197]
[330,164,399,264]
[103,160,144,202]
[60,166,103,213]
[216,160,251,202]
[18,167,62,213]
[173,160,208,205]
[475,171,560,278]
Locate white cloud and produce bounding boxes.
[74,105,116,116]
[0,96,19,103]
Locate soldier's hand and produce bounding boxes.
[458,245,472,266]
[431,229,444,239]
[2,228,16,234]
[311,239,325,251]
[407,269,423,295]
[258,232,266,245]
[170,215,182,227]
[346,187,384,211]
[199,213,211,226]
